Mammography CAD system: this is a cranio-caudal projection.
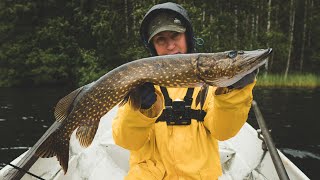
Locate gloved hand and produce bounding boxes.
[136,82,157,109]
[228,69,258,89]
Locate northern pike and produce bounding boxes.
[35,48,272,173]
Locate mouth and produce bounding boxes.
[260,48,273,59]
[253,48,273,68]
[239,48,273,70]
[251,48,273,62]
[167,51,183,55]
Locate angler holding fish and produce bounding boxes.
[30,2,272,179]
[111,2,270,180]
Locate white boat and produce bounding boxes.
[0,106,310,180]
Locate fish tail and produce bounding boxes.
[35,132,70,174]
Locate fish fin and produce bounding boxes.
[119,89,141,110]
[35,131,71,174]
[119,93,130,107]
[128,88,142,111]
[54,87,84,122]
[57,148,70,174]
[195,88,202,106]
[76,125,99,147]
[195,85,208,108]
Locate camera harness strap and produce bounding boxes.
[156,86,208,125]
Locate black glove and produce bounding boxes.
[228,69,258,89]
[136,82,157,109]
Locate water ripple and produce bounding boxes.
[281,148,320,160]
[0,105,12,110]
[0,147,30,150]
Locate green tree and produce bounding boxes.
[0,0,319,87]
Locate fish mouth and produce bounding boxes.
[238,48,273,74]
[254,48,272,63]
[250,48,272,63]
[260,48,273,60]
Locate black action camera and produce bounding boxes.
[166,100,191,125]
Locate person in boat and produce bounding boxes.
[112,2,257,179]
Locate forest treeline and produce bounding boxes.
[0,0,319,87]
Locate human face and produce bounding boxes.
[152,31,188,55]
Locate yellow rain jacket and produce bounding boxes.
[112,82,255,180]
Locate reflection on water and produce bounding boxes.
[282,148,320,160]
[0,147,30,151]
[0,87,319,179]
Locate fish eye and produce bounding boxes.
[228,50,238,58]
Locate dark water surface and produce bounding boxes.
[0,87,319,179]
[248,87,320,179]
[0,87,71,167]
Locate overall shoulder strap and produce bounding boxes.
[160,86,172,106]
[160,87,196,107]
[184,88,194,106]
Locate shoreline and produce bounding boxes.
[256,73,320,88]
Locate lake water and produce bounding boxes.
[0,87,319,179]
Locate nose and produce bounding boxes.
[166,39,176,51]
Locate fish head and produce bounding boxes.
[197,48,273,87]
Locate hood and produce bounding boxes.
[140,2,195,55]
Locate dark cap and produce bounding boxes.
[147,12,186,42]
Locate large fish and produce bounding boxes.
[35,48,272,173]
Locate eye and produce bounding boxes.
[171,32,181,40]
[228,50,238,58]
[153,36,166,45]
